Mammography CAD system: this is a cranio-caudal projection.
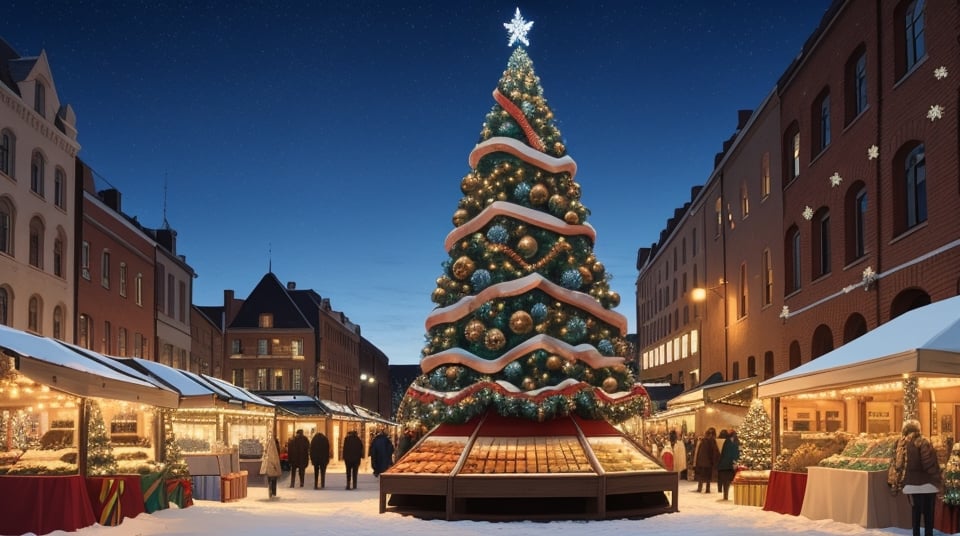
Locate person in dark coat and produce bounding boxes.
[310,431,332,489]
[717,430,740,501]
[897,419,942,536]
[693,427,720,493]
[342,430,364,489]
[369,429,395,477]
[287,429,310,488]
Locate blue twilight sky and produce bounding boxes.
[3,1,831,365]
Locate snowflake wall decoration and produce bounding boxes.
[779,306,790,321]
[504,8,534,47]
[934,66,949,80]
[829,172,843,187]
[802,206,814,220]
[867,145,879,160]
[862,266,878,291]
[927,105,944,122]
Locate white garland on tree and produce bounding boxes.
[86,400,118,476]
[737,399,772,470]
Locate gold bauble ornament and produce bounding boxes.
[549,194,568,212]
[452,256,476,280]
[554,142,565,154]
[431,288,446,303]
[613,364,627,374]
[568,182,582,198]
[564,211,580,224]
[517,235,538,258]
[514,224,527,237]
[461,173,480,193]
[546,355,562,371]
[509,311,534,334]
[602,377,619,393]
[497,191,508,201]
[453,209,470,227]
[446,366,460,381]
[484,328,506,351]
[529,184,549,205]
[607,291,621,308]
[592,261,605,275]
[464,319,486,342]
[578,266,593,285]
[541,373,550,383]
[522,377,536,391]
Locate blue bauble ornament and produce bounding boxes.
[486,225,509,244]
[471,269,492,291]
[504,361,523,381]
[560,269,583,290]
[530,302,548,322]
[598,339,614,356]
[564,317,587,343]
[513,182,531,203]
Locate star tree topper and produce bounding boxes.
[504,8,534,47]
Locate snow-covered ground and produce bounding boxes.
[51,469,928,536]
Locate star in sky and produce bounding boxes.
[934,66,949,80]
[829,172,842,187]
[927,104,944,121]
[867,145,879,160]
[504,8,534,47]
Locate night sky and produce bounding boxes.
[3,1,832,365]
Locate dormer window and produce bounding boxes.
[34,81,45,118]
[259,313,273,328]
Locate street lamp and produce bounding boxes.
[691,279,728,383]
[359,373,375,409]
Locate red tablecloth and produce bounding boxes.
[763,470,807,516]
[937,501,960,535]
[85,474,146,526]
[0,475,96,535]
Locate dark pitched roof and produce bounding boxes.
[0,37,21,95]
[195,305,224,330]
[228,272,313,329]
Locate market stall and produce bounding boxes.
[759,296,960,530]
[0,325,179,534]
[644,377,757,439]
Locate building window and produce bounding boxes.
[845,184,868,263]
[292,368,303,391]
[760,152,770,199]
[30,152,44,197]
[259,313,273,328]
[233,369,245,388]
[846,47,868,123]
[27,296,43,335]
[274,369,283,390]
[0,129,14,177]
[28,217,43,268]
[747,356,756,377]
[738,263,748,319]
[178,281,186,322]
[901,0,926,75]
[54,168,65,209]
[119,327,127,356]
[232,339,242,354]
[813,90,831,155]
[0,287,8,326]
[813,209,831,278]
[762,249,773,307]
[156,264,165,313]
[292,338,303,357]
[257,339,268,355]
[53,235,63,278]
[905,143,926,230]
[783,122,800,182]
[101,250,111,288]
[0,198,12,256]
[740,181,749,219]
[34,81,45,117]
[135,273,143,306]
[167,274,175,318]
[119,263,127,297]
[52,305,62,340]
[133,332,143,357]
[714,197,722,236]
[786,225,801,294]
[257,368,268,390]
[79,314,89,347]
[81,241,90,279]
[103,321,111,354]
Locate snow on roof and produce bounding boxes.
[123,358,217,397]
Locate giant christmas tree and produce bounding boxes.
[397,9,649,430]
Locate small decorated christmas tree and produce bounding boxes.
[737,399,772,470]
[161,415,189,479]
[943,443,960,505]
[86,400,118,475]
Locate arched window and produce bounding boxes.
[811,324,834,359]
[53,305,63,340]
[789,341,802,369]
[785,225,801,294]
[732,361,740,380]
[845,182,868,263]
[747,356,757,377]
[28,216,44,269]
[896,0,926,77]
[0,196,14,255]
[763,351,775,380]
[893,142,927,234]
[740,181,749,219]
[0,129,14,177]
[28,295,41,334]
[812,208,831,278]
[53,229,65,278]
[761,249,773,306]
[54,167,66,209]
[845,45,868,123]
[0,286,9,326]
[79,313,91,349]
[738,263,748,319]
[30,151,45,197]
[843,313,867,344]
[812,88,831,155]
[783,122,801,183]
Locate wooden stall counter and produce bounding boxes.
[762,470,807,515]
[800,466,910,529]
[0,475,96,535]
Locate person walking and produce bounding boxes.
[894,419,942,536]
[693,427,720,493]
[260,435,282,499]
[717,429,740,501]
[369,428,395,478]
[670,429,688,479]
[310,431,332,489]
[343,429,364,489]
[287,429,310,488]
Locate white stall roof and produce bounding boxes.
[759,295,960,398]
[201,374,275,408]
[120,358,221,399]
[0,324,178,407]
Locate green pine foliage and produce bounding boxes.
[737,399,772,470]
[85,400,119,476]
[161,419,190,479]
[943,445,960,505]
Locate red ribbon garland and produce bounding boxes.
[97,478,125,526]
[493,88,545,152]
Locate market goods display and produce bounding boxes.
[588,437,663,472]
[818,435,897,471]
[460,436,592,474]
[388,438,467,474]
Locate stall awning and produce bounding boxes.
[318,399,363,420]
[666,376,758,410]
[353,405,397,426]
[0,324,179,408]
[261,394,329,417]
[759,296,960,399]
[118,358,230,408]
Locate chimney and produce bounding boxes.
[287,281,296,290]
[155,228,177,253]
[737,109,753,130]
[98,188,122,211]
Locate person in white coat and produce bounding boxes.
[671,429,688,479]
[260,436,282,499]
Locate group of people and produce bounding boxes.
[657,427,740,502]
[259,427,396,498]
